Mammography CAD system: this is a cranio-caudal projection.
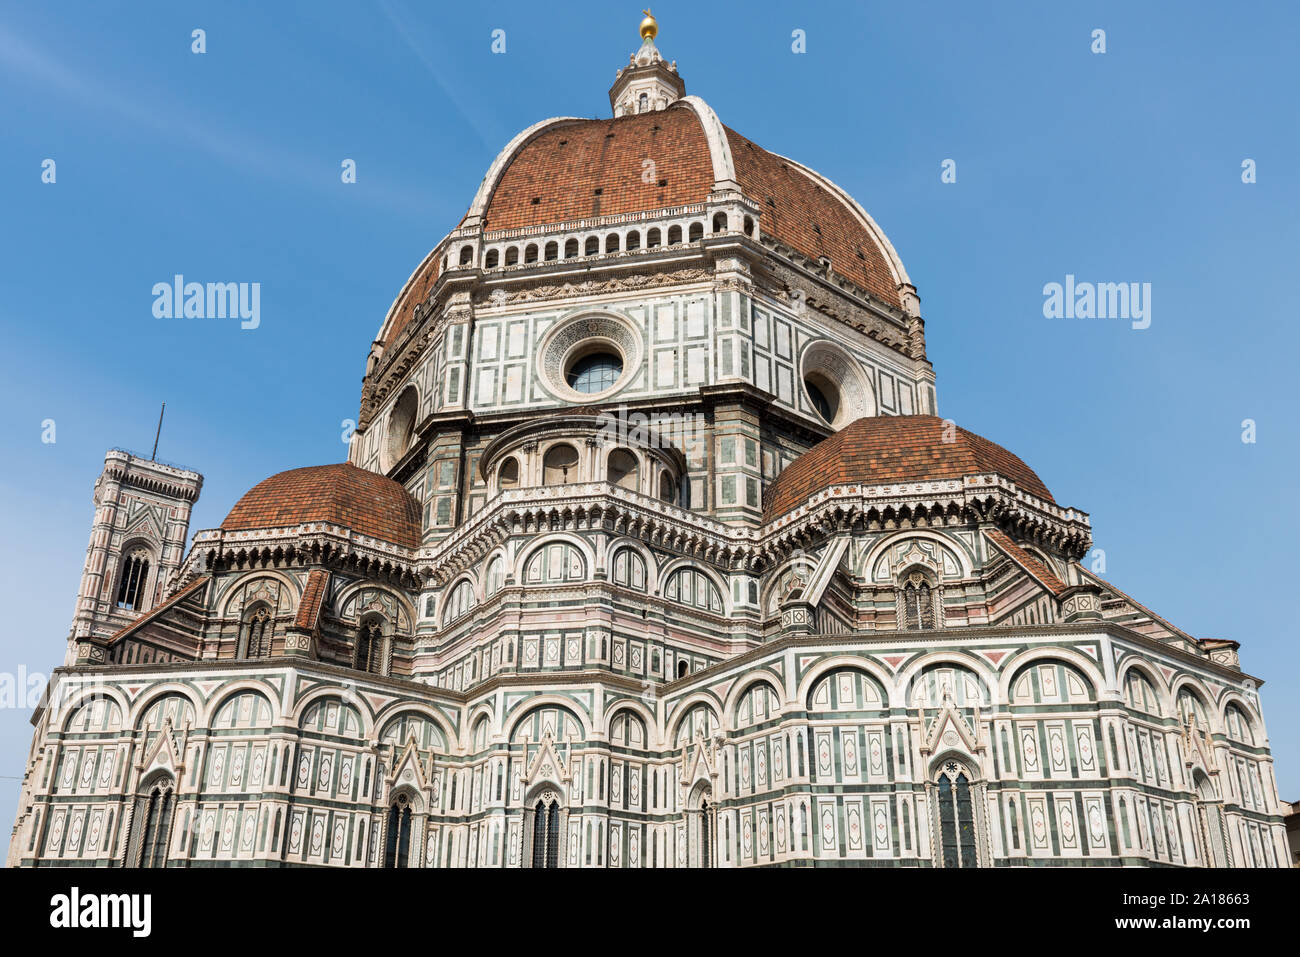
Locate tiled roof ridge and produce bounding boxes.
[107,575,209,645]
[984,528,1068,596]
[294,569,331,631]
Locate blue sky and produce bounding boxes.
[1,1,1297,834]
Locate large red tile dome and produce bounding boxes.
[378,98,912,350]
[763,415,1054,520]
[221,463,421,548]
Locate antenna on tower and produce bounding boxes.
[151,402,165,461]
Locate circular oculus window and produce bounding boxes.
[539,313,640,401]
[799,341,874,428]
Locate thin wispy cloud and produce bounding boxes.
[0,23,439,217]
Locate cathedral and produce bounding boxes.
[7,14,1288,869]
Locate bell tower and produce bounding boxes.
[608,10,686,116]
[68,449,203,658]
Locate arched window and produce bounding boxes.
[658,471,675,503]
[935,761,978,868]
[498,456,519,489]
[484,556,505,597]
[605,233,620,254]
[647,227,661,248]
[899,573,936,630]
[530,793,562,868]
[524,542,586,584]
[458,245,473,266]
[544,241,558,261]
[688,222,704,242]
[115,547,152,611]
[606,449,638,490]
[543,444,580,484]
[131,773,175,868]
[524,243,538,264]
[485,248,499,268]
[610,547,647,591]
[677,660,690,679]
[1224,705,1254,745]
[712,212,727,233]
[1123,669,1161,715]
[242,605,273,659]
[743,215,755,236]
[609,710,646,748]
[664,567,724,613]
[385,792,413,868]
[443,579,476,625]
[567,352,623,394]
[638,92,648,112]
[667,224,683,245]
[385,386,418,470]
[564,238,579,258]
[505,246,519,266]
[1177,688,1209,728]
[626,230,641,250]
[356,619,385,674]
[585,236,599,256]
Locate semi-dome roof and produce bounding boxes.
[762,415,1054,520]
[221,463,421,548]
[378,96,912,350]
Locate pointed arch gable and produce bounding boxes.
[863,530,975,581]
[333,581,418,630]
[214,569,302,618]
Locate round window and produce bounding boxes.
[799,341,873,427]
[538,313,641,401]
[566,351,624,394]
[804,376,838,423]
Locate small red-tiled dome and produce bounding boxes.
[221,463,421,548]
[762,415,1054,520]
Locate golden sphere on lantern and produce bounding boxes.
[639,9,658,42]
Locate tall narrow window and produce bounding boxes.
[901,576,935,631]
[936,762,978,868]
[115,548,151,611]
[244,606,272,659]
[700,798,713,868]
[133,776,175,868]
[530,795,561,868]
[356,621,384,674]
[385,795,413,868]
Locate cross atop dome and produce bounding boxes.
[609,9,685,117]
